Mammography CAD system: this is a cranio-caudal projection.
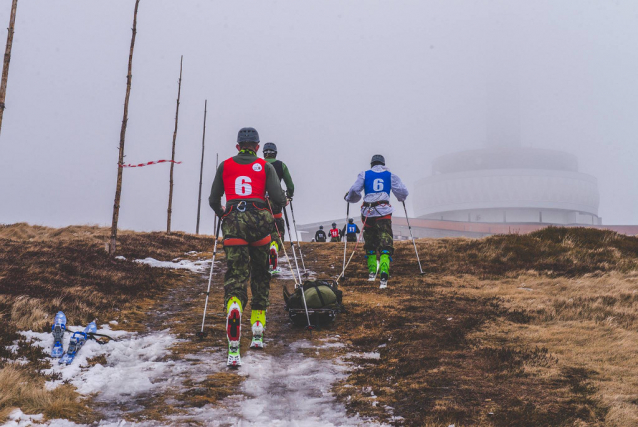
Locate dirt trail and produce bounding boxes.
[87,250,374,426]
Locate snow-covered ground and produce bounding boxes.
[14,330,379,426]
[134,257,210,273]
[20,327,196,400]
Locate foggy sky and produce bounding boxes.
[1,0,637,233]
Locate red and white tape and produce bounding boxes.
[118,159,182,168]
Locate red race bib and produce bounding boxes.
[223,158,267,201]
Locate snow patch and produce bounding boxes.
[5,409,43,427]
[115,256,126,261]
[134,257,209,273]
[20,328,188,402]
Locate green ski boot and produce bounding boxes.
[366,251,377,281]
[379,251,391,289]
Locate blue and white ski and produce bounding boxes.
[59,321,97,365]
[51,311,67,358]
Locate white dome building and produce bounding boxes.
[414,147,601,225]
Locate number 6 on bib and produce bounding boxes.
[235,176,253,196]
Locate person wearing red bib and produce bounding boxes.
[209,127,287,367]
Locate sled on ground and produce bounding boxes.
[283,280,344,326]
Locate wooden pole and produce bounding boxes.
[196,100,207,235]
[167,55,183,233]
[0,0,18,137]
[109,0,141,257]
[213,153,218,233]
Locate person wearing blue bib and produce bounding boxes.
[344,154,409,287]
[342,218,361,243]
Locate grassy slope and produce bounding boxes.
[2,224,638,426]
[0,223,214,422]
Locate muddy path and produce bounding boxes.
[85,247,375,426]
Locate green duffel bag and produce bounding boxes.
[283,280,343,326]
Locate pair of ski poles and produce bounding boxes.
[197,200,312,339]
[338,200,424,280]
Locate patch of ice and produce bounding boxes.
[134,257,209,273]
[351,352,381,360]
[271,258,316,281]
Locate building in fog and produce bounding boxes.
[413,146,601,225]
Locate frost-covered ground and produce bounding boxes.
[176,340,381,427]
[14,330,378,426]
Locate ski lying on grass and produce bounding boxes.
[51,311,67,358]
[60,321,97,365]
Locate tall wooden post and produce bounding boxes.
[0,0,18,137]
[213,153,219,234]
[196,100,207,235]
[166,55,183,233]
[109,0,141,257]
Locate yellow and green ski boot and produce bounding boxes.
[250,309,266,349]
[226,297,242,367]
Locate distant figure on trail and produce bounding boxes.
[263,142,295,275]
[342,218,360,243]
[315,225,327,242]
[209,127,287,367]
[344,154,408,288]
[329,222,341,242]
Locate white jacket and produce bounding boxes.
[345,165,409,218]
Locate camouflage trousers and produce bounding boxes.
[270,212,286,249]
[222,208,274,311]
[362,215,394,255]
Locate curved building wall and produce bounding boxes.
[414,168,600,225]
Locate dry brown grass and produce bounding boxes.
[458,272,638,426]
[0,365,88,421]
[3,223,638,425]
[0,223,215,423]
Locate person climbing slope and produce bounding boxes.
[329,222,341,242]
[209,127,287,367]
[263,142,295,275]
[344,154,408,288]
[315,225,327,242]
[342,218,360,243]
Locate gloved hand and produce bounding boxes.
[286,190,293,199]
[215,206,226,218]
[344,192,349,201]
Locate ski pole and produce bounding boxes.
[340,202,349,280]
[336,213,369,283]
[283,206,303,284]
[197,219,222,339]
[403,201,424,275]
[288,200,307,275]
[266,199,300,287]
[284,205,314,331]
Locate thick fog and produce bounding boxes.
[1,1,637,232]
